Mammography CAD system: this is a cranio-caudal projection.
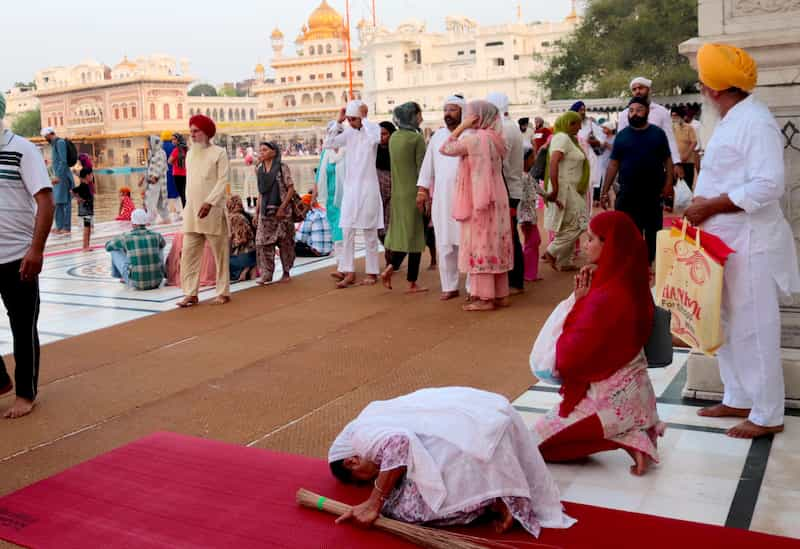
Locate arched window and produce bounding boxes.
[326,44,332,54]
[240,108,246,120]
[228,108,233,120]
[163,104,171,119]
[250,108,255,120]
[313,92,324,104]
[114,107,120,120]
[341,91,348,103]
[177,104,183,119]
[212,108,218,120]
[47,117,52,127]
[325,92,336,104]
[122,106,128,119]
[206,108,211,116]
[131,104,137,118]
[301,93,312,106]
[150,103,156,119]
[219,109,225,121]
[59,116,64,126]
[308,47,314,56]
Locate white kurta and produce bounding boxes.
[324,120,383,229]
[695,95,800,427]
[578,119,605,192]
[417,128,461,249]
[329,387,575,530]
[501,117,526,200]
[618,102,680,164]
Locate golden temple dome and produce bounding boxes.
[297,0,346,42]
[270,27,284,39]
[254,63,265,73]
[115,56,137,70]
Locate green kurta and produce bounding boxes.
[385,129,427,253]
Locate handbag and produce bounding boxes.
[288,191,310,223]
[644,305,673,368]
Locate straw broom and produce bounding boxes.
[296,488,555,549]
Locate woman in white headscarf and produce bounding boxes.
[143,135,170,224]
[329,387,575,536]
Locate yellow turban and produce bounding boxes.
[160,130,174,142]
[697,43,757,92]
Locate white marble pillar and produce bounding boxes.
[679,0,800,406]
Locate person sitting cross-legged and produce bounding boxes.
[295,193,333,257]
[105,209,166,290]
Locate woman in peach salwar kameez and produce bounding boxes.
[165,232,217,288]
[535,212,665,475]
[440,100,513,312]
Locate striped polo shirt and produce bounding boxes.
[0,130,51,264]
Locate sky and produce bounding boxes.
[3,0,574,91]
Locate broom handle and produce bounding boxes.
[297,489,409,531]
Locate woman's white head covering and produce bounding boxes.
[345,100,365,118]
[486,92,510,115]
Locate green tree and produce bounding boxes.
[218,86,238,97]
[538,0,698,99]
[188,83,217,97]
[11,109,41,138]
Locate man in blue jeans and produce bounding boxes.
[105,209,166,290]
[41,127,74,235]
[0,95,55,419]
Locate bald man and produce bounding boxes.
[685,43,800,439]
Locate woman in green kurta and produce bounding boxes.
[380,102,428,293]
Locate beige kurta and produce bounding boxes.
[183,144,230,235]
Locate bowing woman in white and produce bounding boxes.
[416,95,465,300]
[686,43,800,439]
[324,100,383,288]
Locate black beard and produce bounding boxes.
[629,116,647,128]
[444,116,460,128]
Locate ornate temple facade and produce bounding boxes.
[252,0,364,121]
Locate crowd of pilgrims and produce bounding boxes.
[27,42,793,538]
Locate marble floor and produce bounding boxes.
[0,222,361,355]
[514,350,800,540]
[2,222,799,543]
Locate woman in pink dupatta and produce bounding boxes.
[440,100,512,312]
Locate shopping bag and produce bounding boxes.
[672,179,693,215]
[530,293,575,384]
[655,219,735,354]
[644,305,673,368]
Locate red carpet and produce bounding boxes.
[0,432,796,549]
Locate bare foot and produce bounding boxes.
[490,498,514,534]
[330,271,345,281]
[623,448,652,476]
[279,274,291,283]
[0,381,12,396]
[558,264,579,272]
[509,287,524,296]
[494,297,511,308]
[427,263,437,271]
[440,290,459,301]
[238,268,250,282]
[697,404,751,418]
[337,273,356,289]
[405,283,429,294]
[176,296,199,308]
[3,397,34,419]
[359,275,378,286]
[463,300,495,312]
[727,420,784,439]
[211,296,231,305]
[82,247,91,252]
[380,266,394,289]
[543,252,556,265]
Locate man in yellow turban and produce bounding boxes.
[685,43,800,439]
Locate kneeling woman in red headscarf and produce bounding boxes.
[534,211,665,475]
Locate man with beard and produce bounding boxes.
[600,97,673,264]
[618,77,683,181]
[685,43,800,439]
[416,95,465,300]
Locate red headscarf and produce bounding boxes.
[555,211,654,417]
[189,114,216,138]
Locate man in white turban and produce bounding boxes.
[685,43,800,439]
[324,100,383,288]
[618,76,682,180]
[416,94,466,300]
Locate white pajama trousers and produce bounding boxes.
[437,243,460,292]
[338,228,380,275]
[718,251,785,427]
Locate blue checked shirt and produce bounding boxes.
[296,208,333,255]
[105,228,166,290]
